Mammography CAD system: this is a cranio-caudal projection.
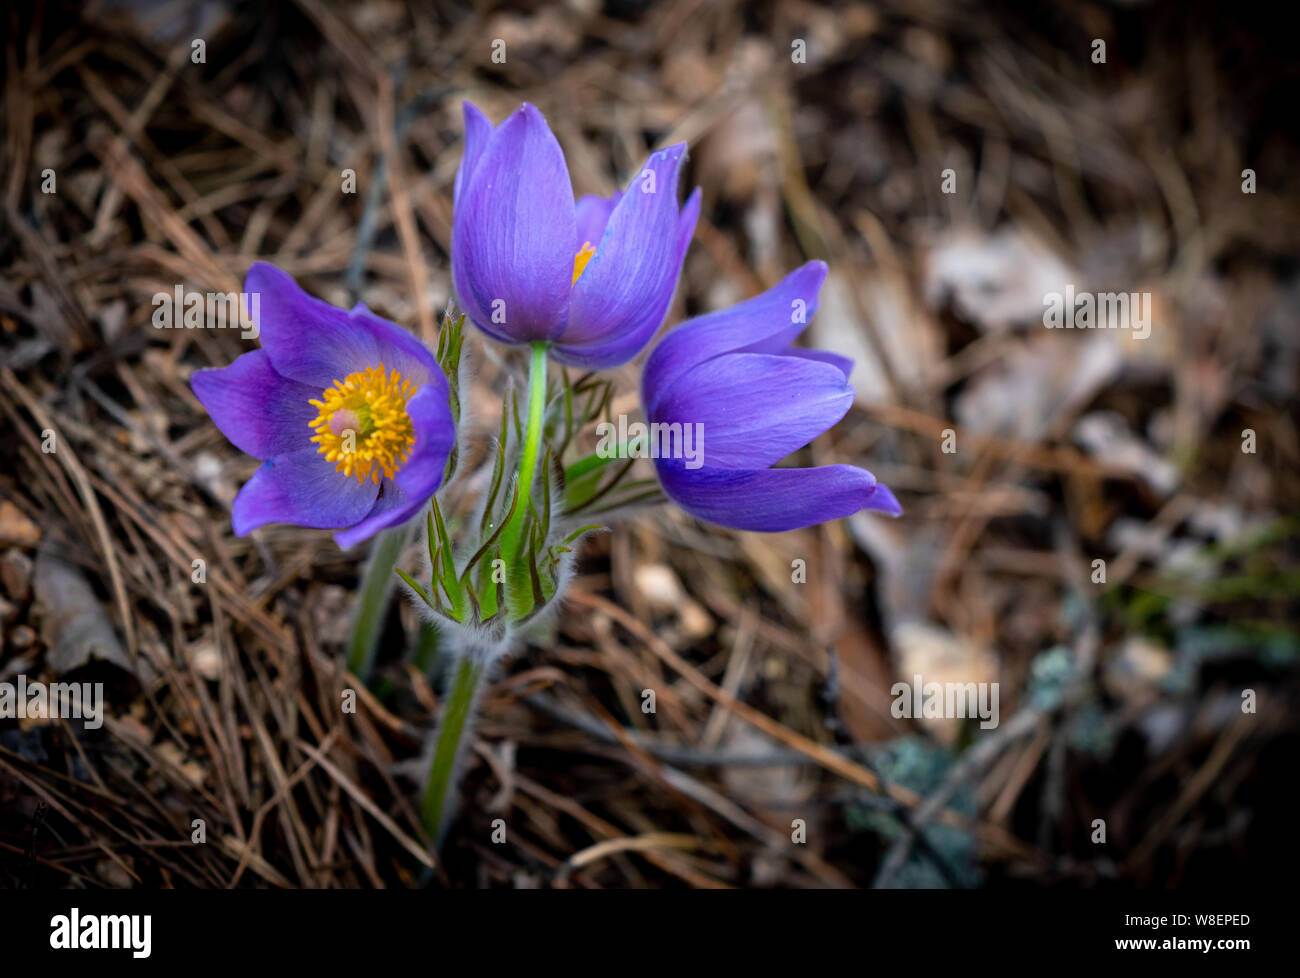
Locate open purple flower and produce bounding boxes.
[191,263,455,548]
[640,260,902,531]
[452,101,700,369]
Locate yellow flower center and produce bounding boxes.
[308,364,416,484]
[572,241,596,285]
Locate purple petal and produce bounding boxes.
[864,482,903,518]
[191,350,318,461]
[782,346,854,380]
[575,192,621,249]
[554,145,696,369]
[678,187,703,245]
[453,101,494,207]
[232,447,378,535]
[642,261,828,417]
[393,385,455,501]
[334,480,425,549]
[656,463,898,531]
[652,353,853,469]
[350,303,445,390]
[452,103,576,345]
[248,262,379,389]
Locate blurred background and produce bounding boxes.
[1,0,1297,889]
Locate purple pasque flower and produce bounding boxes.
[640,260,902,531]
[191,263,455,548]
[452,101,701,369]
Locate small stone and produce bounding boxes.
[633,563,683,611]
[190,642,222,680]
[679,599,713,640]
[1103,637,1172,697]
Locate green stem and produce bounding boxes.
[420,654,484,841]
[347,524,408,679]
[498,342,548,605]
[410,620,440,674]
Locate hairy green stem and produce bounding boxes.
[347,525,408,679]
[410,620,440,674]
[421,653,485,841]
[417,345,547,843]
[499,341,548,611]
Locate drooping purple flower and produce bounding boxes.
[640,260,902,531]
[452,101,700,369]
[191,263,455,548]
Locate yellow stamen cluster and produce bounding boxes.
[572,241,596,285]
[309,364,416,484]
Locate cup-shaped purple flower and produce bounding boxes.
[191,263,455,548]
[452,101,701,369]
[640,261,902,531]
